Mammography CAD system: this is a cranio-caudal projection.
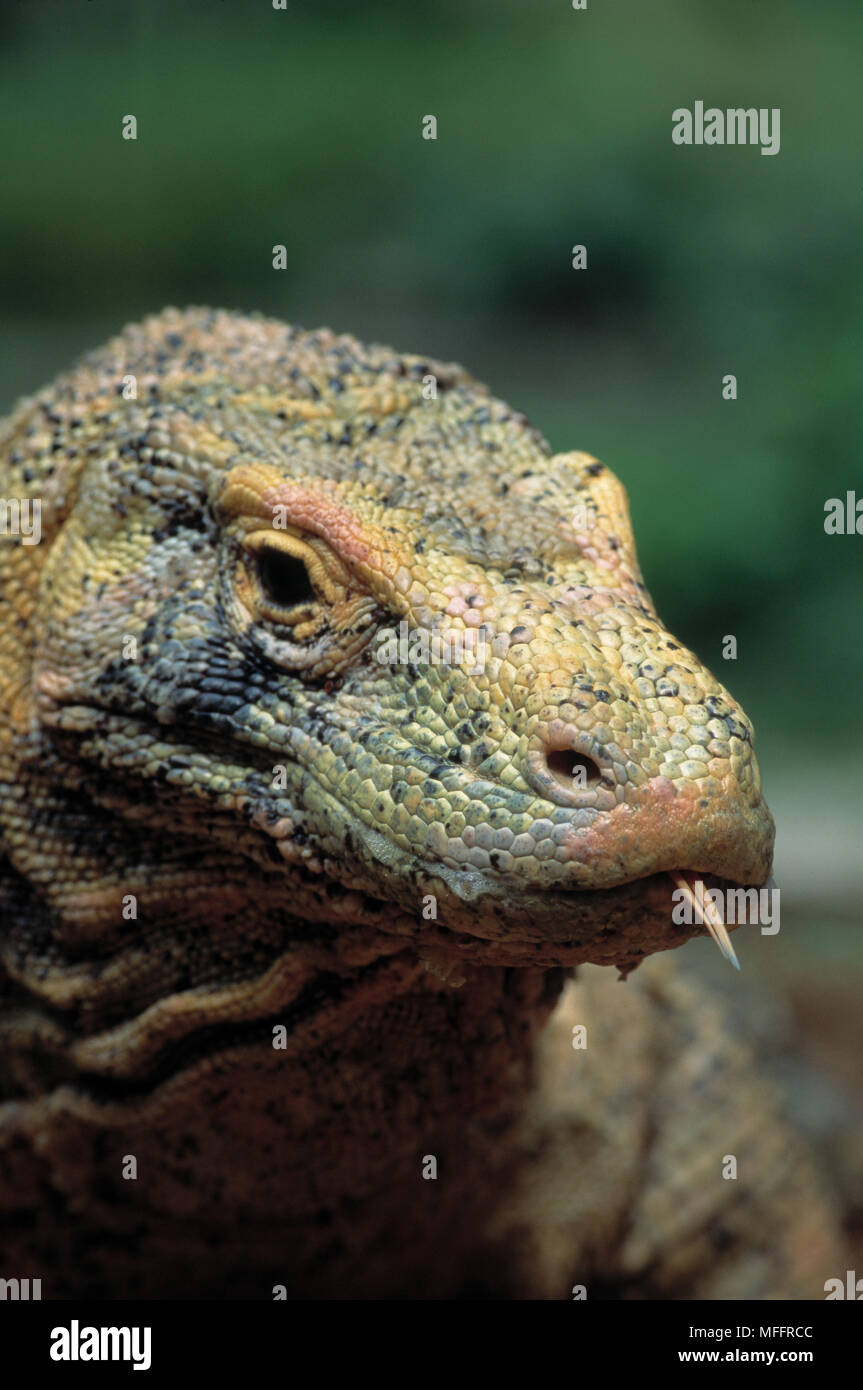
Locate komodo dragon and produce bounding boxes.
[0,309,844,1299]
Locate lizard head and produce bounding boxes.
[13,308,773,983]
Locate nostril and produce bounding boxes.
[524,726,613,807]
[545,747,602,792]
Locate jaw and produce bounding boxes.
[339,793,775,974]
[358,865,770,975]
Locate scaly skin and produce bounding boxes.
[0,309,841,1298]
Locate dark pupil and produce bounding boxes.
[258,548,315,608]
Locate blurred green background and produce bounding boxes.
[1,0,860,1180]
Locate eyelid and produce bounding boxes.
[244,531,347,606]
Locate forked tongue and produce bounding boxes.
[669,871,740,971]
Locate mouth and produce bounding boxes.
[360,860,775,977]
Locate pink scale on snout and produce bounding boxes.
[647,775,676,802]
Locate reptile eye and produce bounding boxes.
[257,546,316,610]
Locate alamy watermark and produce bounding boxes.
[671,880,780,935]
[825,1270,863,1299]
[672,102,780,157]
[824,491,862,534]
[0,497,41,545]
[50,1322,151,1370]
[0,1276,41,1299]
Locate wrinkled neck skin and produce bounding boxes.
[266,952,567,1182]
[0,755,564,1201]
[3,823,567,1298]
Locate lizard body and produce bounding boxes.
[0,309,842,1297]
